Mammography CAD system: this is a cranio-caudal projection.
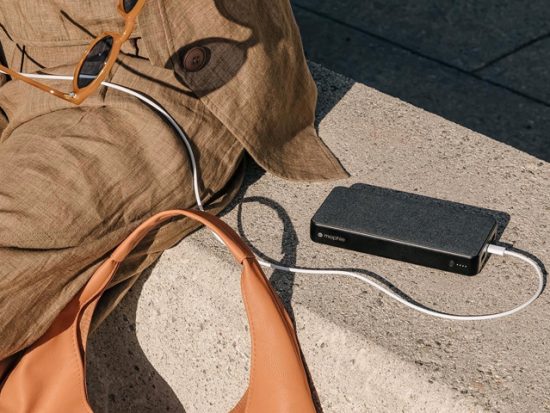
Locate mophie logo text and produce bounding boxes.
[317,232,346,242]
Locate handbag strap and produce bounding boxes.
[0,210,316,413]
[79,209,255,307]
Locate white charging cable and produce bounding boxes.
[5,71,545,321]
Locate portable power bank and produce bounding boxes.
[311,185,499,275]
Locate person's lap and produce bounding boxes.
[0,61,245,359]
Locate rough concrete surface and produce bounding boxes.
[87,64,549,412]
[88,241,482,413]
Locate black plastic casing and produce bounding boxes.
[311,186,498,276]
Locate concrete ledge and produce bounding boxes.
[87,63,550,412]
[88,241,482,412]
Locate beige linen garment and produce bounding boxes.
[0,0,347,362]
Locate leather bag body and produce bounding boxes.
[0,210,316,412]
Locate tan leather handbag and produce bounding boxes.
[0,209,317,412]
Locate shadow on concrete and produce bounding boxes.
[293,2,550,162]
[311,63,354,128]
[236,196,299,312]
[87,262,186,413]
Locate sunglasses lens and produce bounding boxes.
[77,36,114,89]
[122,0,139,13]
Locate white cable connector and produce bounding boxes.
[5,70,545,320]
[487,244,507,256]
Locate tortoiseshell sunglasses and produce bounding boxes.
[0,0,145,105]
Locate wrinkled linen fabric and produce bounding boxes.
[0,0,347,361]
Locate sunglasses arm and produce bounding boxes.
[0,65,75,103]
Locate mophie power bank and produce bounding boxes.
[311,185,498,276]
